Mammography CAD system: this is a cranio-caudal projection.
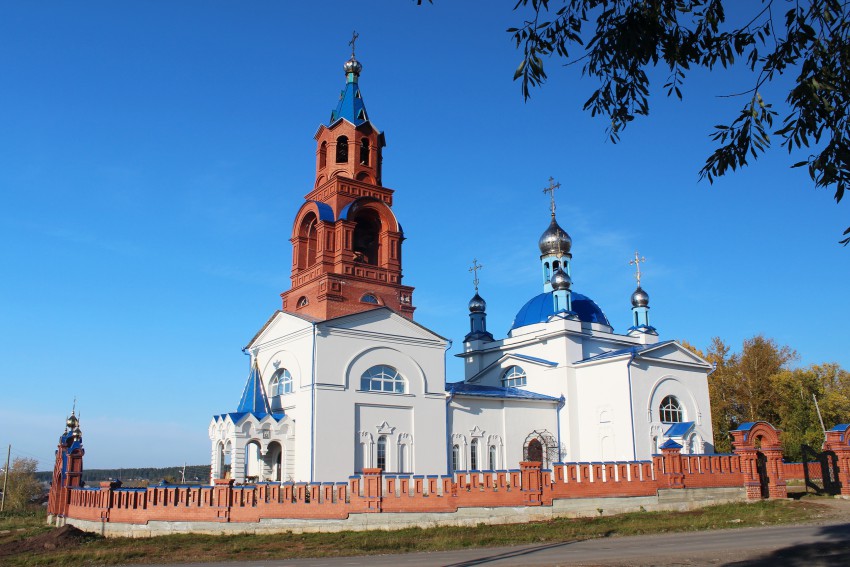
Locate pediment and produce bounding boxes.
[468,352,557,383]
[638,342,711,368]
[245,310,314,349]
[320,307,447,345]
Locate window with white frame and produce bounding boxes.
[451,444,460,472]
[270,368,294,396]
[502,365,527,387]
[360,365,406,393]
[489,445,497,470]
[470,439,479,470]
[660,395,683,423]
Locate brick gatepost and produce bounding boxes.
[731,421,787,499]
[823,424,850,498]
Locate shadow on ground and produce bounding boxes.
[726,523,850,566]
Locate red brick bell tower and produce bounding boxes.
[281,52,415,321]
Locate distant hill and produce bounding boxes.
[36,465,211,485]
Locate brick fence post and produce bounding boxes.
[520,461,543,506]
[362,468,383,512]
[213,478,234,522]
[659,442,685,489]
[98,480,120,522]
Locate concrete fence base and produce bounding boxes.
[54,487,746,538]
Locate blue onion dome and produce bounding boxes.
[551,267,571,291]
[631,286,649,308]
[538,216,572,256]
[343,56,362,77]
[469,293,486,313]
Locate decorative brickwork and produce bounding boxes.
[822,425,850,497]
[280,68,414,322]
[730,421,788,500]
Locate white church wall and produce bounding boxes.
[571,359,637,462]
[630,360,714,458]
[448,398,558,470]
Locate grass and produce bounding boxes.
[0,499,833,567]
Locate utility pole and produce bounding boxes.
[1,444,10,513]
[813,394,828,440]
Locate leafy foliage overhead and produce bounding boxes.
[508,0,849,242]
[416,1,849,243]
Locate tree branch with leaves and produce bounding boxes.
[413,0,845,242]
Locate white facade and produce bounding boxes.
[209,281,715,483]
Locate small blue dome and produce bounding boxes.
[510,291,611,331]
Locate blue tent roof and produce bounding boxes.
[510,291,611,332]
[659,439,682,450]
[237,362,271,415]
[330,77,369,126]
[446,382,559,402]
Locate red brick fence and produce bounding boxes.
[47,421,850,531]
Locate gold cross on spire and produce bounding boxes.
[542,177,561,217]
[469,258,483,292]
[349,30,359,57]
[629,251,646,287]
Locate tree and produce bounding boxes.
[704,336,737,453]
[3,457,41,510]
[502,1,849,244]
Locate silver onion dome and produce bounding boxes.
[538,216,572,256]
[66,413,78,429]
[551,267,572,291]
[72,426,82,441]
[343,56,362,76]
[631,286,649,308]
[469,293,486,313]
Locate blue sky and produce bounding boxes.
[1,2,847,469]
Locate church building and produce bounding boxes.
[208,51,715,484]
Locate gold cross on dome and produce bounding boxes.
[542,177,561,217]
[629,251,646,286]
[349,30,359,57]
[469,258,483,291]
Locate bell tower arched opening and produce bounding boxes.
[336,135,349,163]
[352,209,381,266]
[297,212,319,268]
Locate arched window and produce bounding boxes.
[502,366,527,387]
[377,435,387,471]
[359,138,370,165]
[451,444,460,472]
[360,365,406,393]
[270,368,294,396]
[336,135,348,163]
[319,141,327,169]
[489,445,497,470]
[360,293,379,304]
[544,262,551,283]
[660,395,683,423]
[296,296,308,308]
[470,439,479,470]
